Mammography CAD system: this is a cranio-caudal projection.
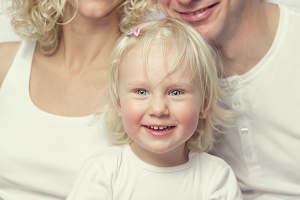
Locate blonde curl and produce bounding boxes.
[7,0,157,55]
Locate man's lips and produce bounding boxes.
[178,3,218,22]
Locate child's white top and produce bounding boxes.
[67,144,242,200]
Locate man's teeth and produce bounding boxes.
[186,8,207,15]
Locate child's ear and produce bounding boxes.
[199,98,211,119]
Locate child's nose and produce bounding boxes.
[148,97,170,117]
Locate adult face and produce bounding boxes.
[157,0,247,43]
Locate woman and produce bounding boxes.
[0,0,155,199]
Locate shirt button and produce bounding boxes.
[245,153,252,160]
[233,102,241,109]
[231,80,238,87]
[241,128,249,134]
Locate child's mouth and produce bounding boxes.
[144,125,175,132]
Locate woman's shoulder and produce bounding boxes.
[0,41,21,86]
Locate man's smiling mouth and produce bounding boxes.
[179,3,218,16]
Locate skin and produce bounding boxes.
[0,0,122,116]
[117,46,204,167]
[157,0,280,76]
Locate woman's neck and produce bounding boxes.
[56,8,121,71]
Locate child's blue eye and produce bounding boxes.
[136,89,148,95]
[169,90,182,96]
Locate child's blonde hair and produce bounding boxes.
[6,0,157,54]
[105,18,232,153]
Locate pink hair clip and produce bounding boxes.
[127,24,148,37]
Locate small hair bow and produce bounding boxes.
[127,24,148,36]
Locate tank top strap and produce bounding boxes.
[0,39,36,95]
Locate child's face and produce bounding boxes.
[117,45,205,167]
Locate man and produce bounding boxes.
[0,0,299,42]
[156,0,300,200]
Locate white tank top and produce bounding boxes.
[0,39,113,200]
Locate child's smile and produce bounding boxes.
[142,125,176,137]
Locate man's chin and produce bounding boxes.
[189,24,215,41]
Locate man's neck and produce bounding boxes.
[216,2,280,77]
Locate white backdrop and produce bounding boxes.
[1,0,300,43]
[0,0,20,42]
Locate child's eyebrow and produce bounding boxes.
[124,81,148,87]
[170,83,195,90]
[124,77,147,83]
[124,81,194,89]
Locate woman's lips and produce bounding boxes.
[179,3,218,23]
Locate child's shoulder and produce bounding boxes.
[192,151,229,170]
[191,152,236,185]
[91,145,126,162]
[192,152,242,199]
[83,145,127,177]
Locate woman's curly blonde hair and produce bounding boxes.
[7,0,157,54]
